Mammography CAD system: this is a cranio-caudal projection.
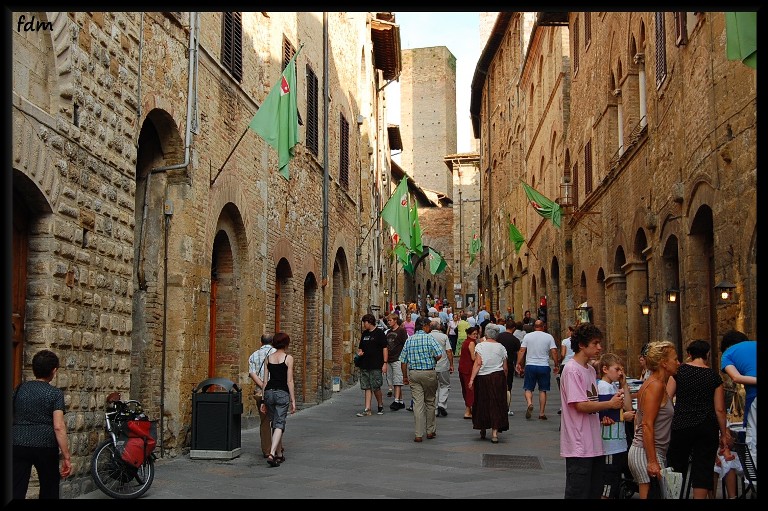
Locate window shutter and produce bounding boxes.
[306,65,319,156]
[655,12,667,88]
[339,114,349,190]
[584,141,593,194]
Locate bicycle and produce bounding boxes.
[91,392,157,499]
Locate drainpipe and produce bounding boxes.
[321,12,329,401]
[136,11,198,457]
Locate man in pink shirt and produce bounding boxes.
[559,323,624,499]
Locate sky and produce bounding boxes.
[387,12,483,154]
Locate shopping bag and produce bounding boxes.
[660,466,683,499]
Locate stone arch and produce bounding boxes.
[302,271,320,403]
[331,247,351,382]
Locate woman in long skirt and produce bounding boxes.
[468,323,509,442]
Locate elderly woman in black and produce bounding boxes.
[13,349,72,499]
[666,339,730,499]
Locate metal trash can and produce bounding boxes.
[190,377,242,460]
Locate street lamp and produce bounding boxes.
[640,293,659,316]
[714,279,736,301]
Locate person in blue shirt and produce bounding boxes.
[719,330,757,468]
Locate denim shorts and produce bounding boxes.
[523,364,551,392]
[264,388,290,430]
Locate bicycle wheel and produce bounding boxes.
[91,439,154,499]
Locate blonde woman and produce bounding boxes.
[627,341,680,498]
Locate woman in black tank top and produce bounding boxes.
[261,332,296,467]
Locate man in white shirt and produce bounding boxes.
[515,320,559,420]
[248,334,275,458]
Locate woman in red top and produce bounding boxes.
[458,326,480,419]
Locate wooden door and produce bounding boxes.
[12,198,28,388]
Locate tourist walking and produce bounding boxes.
[627,341,680,499]
[497,318,522,415]
[248,334,275,459]
[430,319,453,417]
[12,349,72,499]
[458,326,480,419]
[399,317,442,442]
[516,320,559,420]
[385,313,408,410]
[468,323,509,443]
[261,332,297,467]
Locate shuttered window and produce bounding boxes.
[306,65,319,156]
[573,16,580,73]
[584,12,591,47]
[339,114,349,190]
[584,141,593,194]
[222,12,243,81]
[655,12,668,88]
[674,12,688,46]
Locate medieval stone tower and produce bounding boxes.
[399,47,457,198]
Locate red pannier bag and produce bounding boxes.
[120,419,157,468]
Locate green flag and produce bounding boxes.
[508,220,525,253]
[428,247,447,275]
[521,181,562,228]
[248,46,302,180]
[381,179,411,250]
[393,240,414,274]
[469,231,481,265]
[410,205,423,256]
[726,12,756,69]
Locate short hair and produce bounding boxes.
[644,341,676,371]
[484,323,500,339]
[506,318,516,329]
[686,339,711,360]
[272,332,291,349]
[570,323,603,354]
[362,313,376,325]
[387,313,402,325]
[32,349,60,379]
[533,319,545,330]
[524,310,531,315]
[465,325,480,337]
[261,334,273,345]
[599,353,624,375]
[460,313,467,320]
[720,330,748,353]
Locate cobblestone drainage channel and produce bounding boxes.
[482,454,544,470]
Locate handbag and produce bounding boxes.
[660,466,684,499]
[647,476,664,499]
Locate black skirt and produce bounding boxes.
[472,370,509,432]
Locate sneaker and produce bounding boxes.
[406,405,413,412]
[397,401,406,409]
[557,408,562,415]
[356,408,372,417]
[389,401,400,411]
[437,406,447,417]
[377,407,385,415]
[508,410,515,416]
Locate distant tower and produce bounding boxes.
[399,47,457,198]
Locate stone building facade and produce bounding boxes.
[472,12,756,376]
[11,11,399,498]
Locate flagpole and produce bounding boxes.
[210,126,250,187]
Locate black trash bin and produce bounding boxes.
[190,377,243,460]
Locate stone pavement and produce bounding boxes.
[80,370,573,499]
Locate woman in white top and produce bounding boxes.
[468,323,509,443]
